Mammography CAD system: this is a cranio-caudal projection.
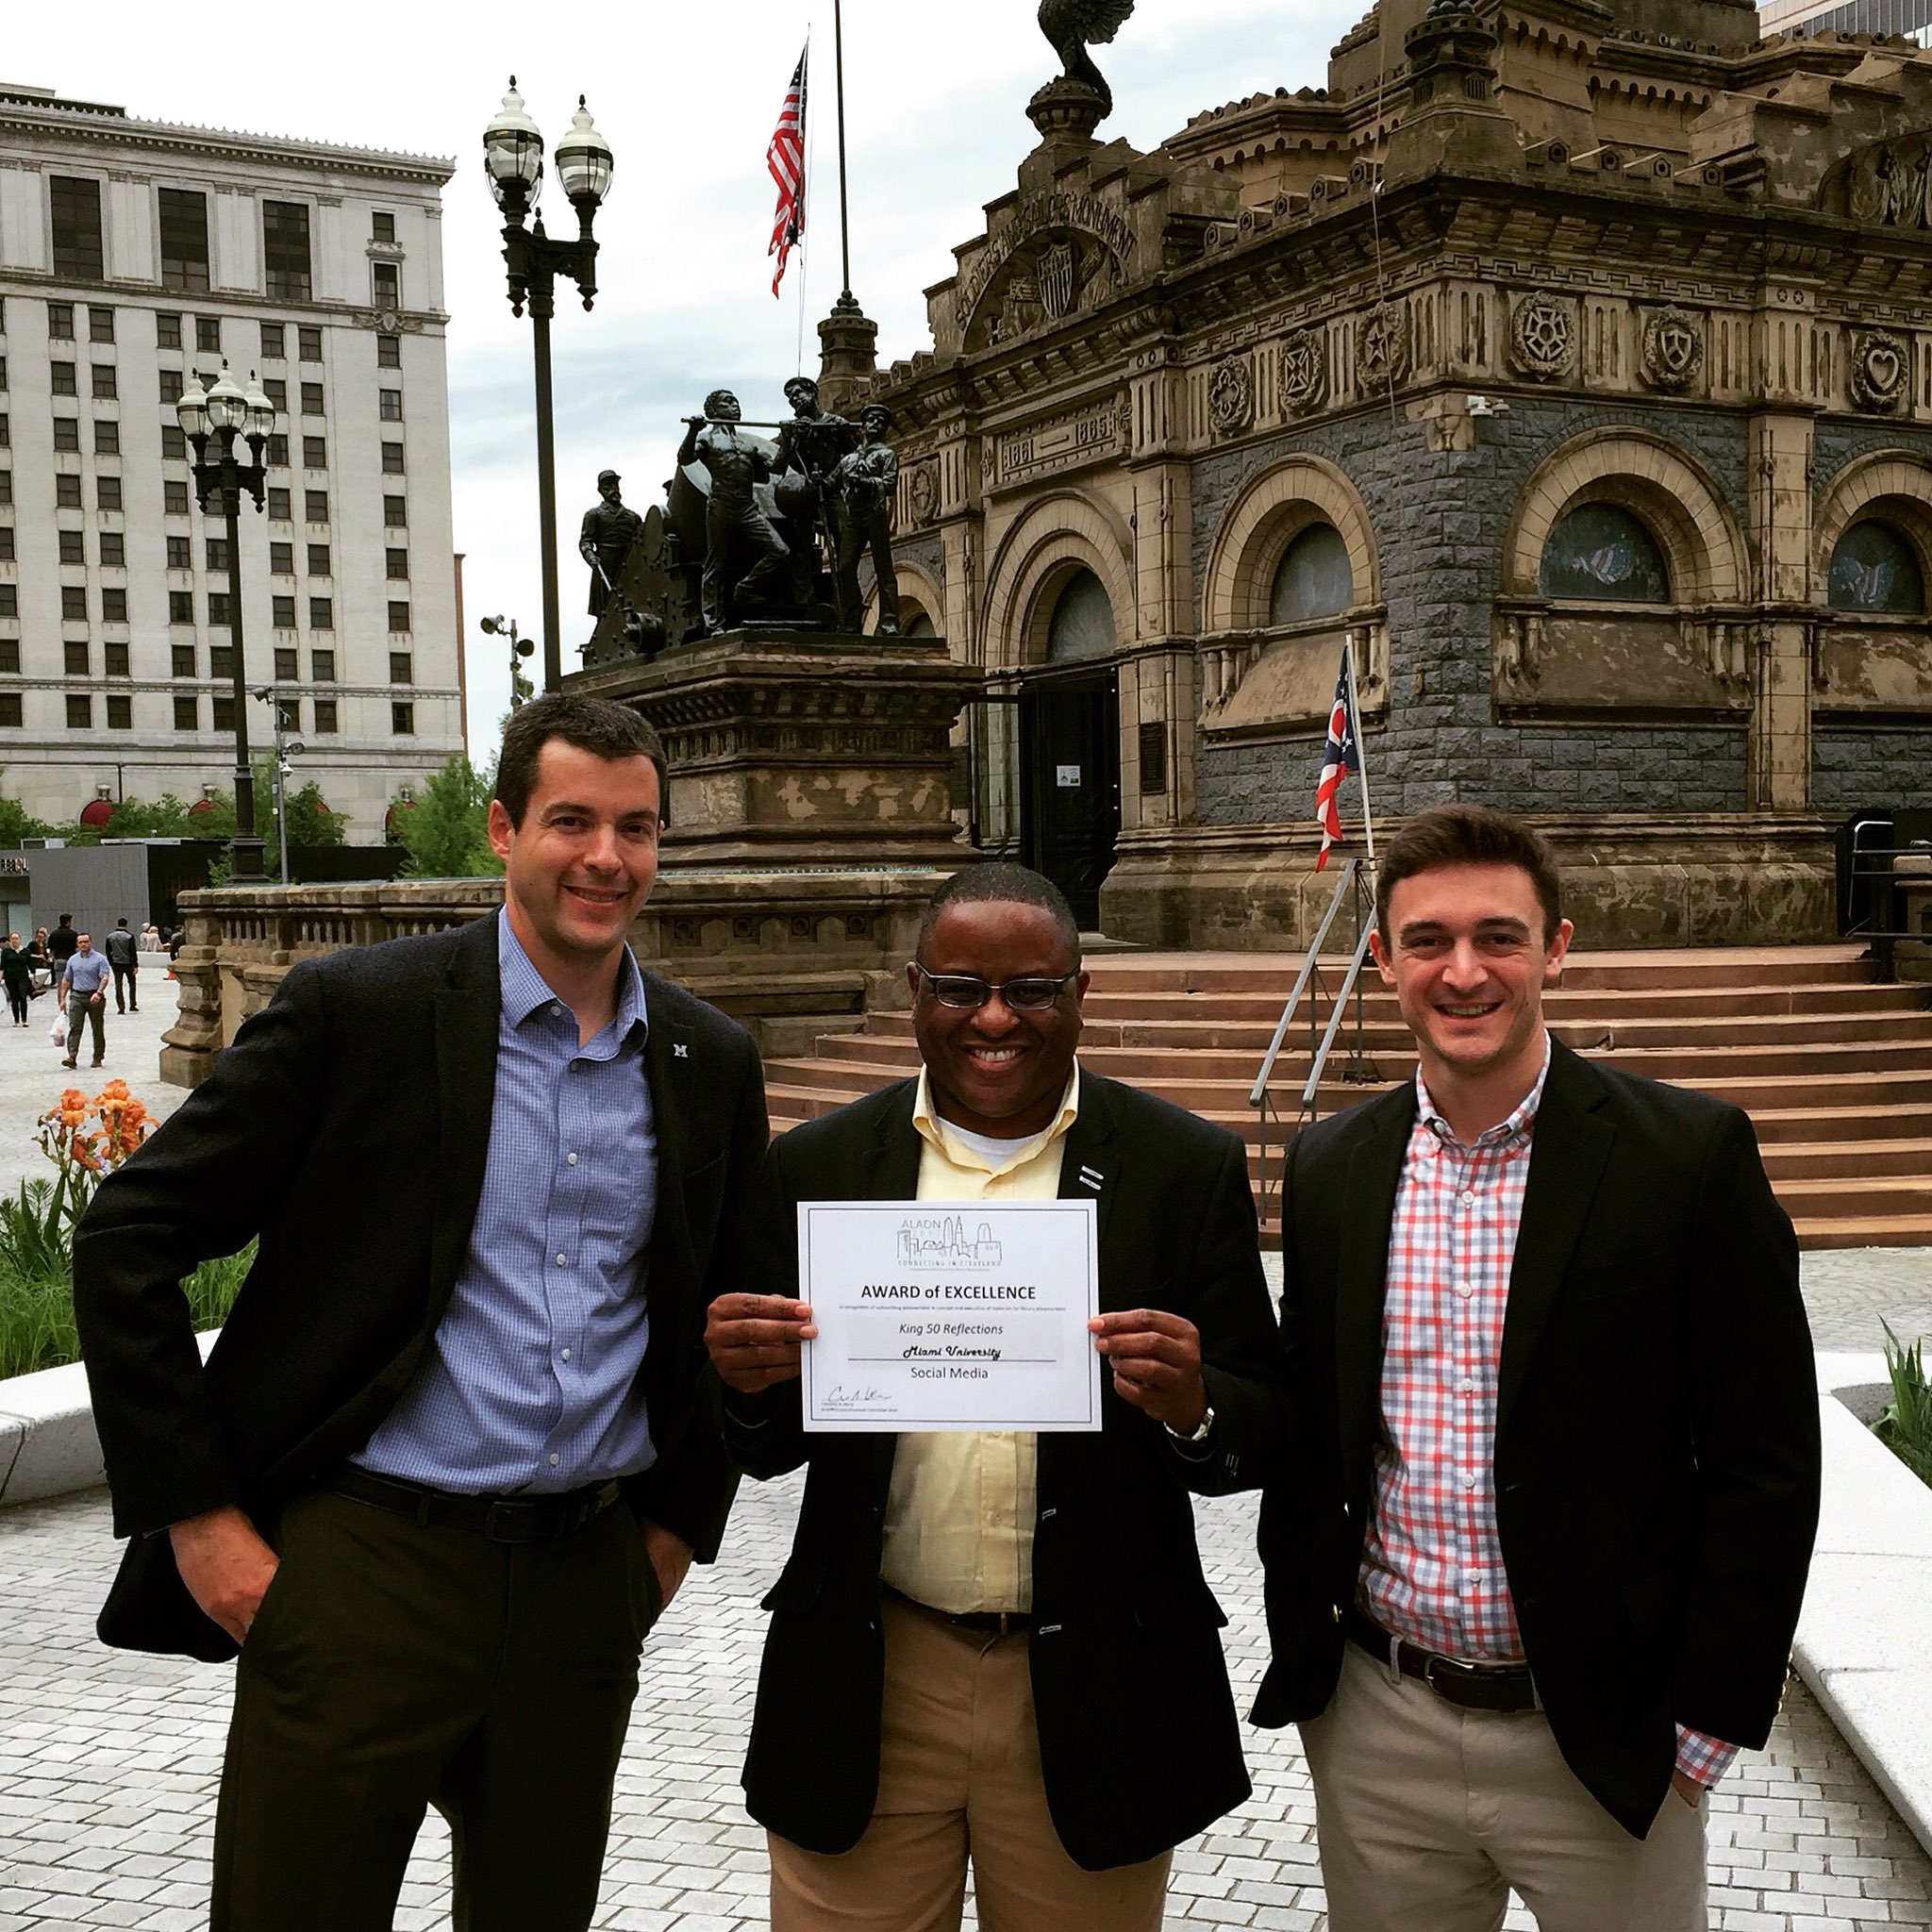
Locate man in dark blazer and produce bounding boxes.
[74,693,767,1932]
[1255,804,1820,1931]
[706,863,1285,1932]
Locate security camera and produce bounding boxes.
[251,684,273,701]
[286,740,306,758]
[480,615,505,635]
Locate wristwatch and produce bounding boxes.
[1165,1404,1216,1450]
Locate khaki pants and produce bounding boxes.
[1300,1641,1707,1932]
[769,1593,1171,1932]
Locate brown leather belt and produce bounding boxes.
[1345,1605,1539,1712]
[884,1584,1033,1638]
[326,1464,623,1544]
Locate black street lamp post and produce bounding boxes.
[177,363,278,883]
[483,80,615,695]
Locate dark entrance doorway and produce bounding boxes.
[1021,673,1121,929]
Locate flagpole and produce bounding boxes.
[835,0,854,301]
[1346,627,1377,863]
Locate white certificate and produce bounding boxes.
[799,1200,1102,1432]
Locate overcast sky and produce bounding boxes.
[8,0,1341,754]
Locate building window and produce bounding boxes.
[0,694,20,727]
[262,377,287,411]
[0,641,16,672]
[106,693,132,730]
[376,332,401,370]
[302,436,326,469]
[157,311,183,350]
[261,322,286,360]
[305,490,329,524]
[89,307,115,345]
[275,697,300,733]
[0,472,9,504]
[98,475,121,511]
[383,494,408,528]
[274,645,298,679]
[47,302,75,341]
[159,369,183,405]
[65,641,90,674]
[158,187,211,293]
[385,549,408,581]
[313,698,338,733]
[373,260,400,310]
[161,425,188,461]
[308,542,331,575]
[381,441,405,475]
[267,487,291,521]
[164,480,191,515]
[206,538,229,573]
[390,651,413,683]
[0,527,11,562]
[213,696,235,732]
[263,201,313,302]
[298,325,323,362]
[105,640,129,675]
[61,587,88,622]
[1828,520,1926,615]
[0,414,8,447]
[93,420,120,457]
[169,592,194,625]
[50,178,105,280]
[1539,504,1671,603]
[208,591,231,627]
[166,536,191,570]
[100,532,124,567]
[311,649,335,681]
[391,702,415,735]
[265,433,290,467]
[309,596,334,629]
[273,595,296,628]
[102,589,127,624]
[372,210,396,243]
[388,602,411,633]
[51,361,77,396]
[64,694,92,730]
[0,585,14,616]
[269,541,293,575]
[196,316,222,354]
[174,695,198,731]
[301,381,325,415]
[57,475,84,508]
[91,365,117,400]
[58,528,85,564]
[379,389,404,422]
[53,417,80,452]
[173,644,196,676]
[210,645,234,679]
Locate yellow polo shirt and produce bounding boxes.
[876,1062,1082,1615]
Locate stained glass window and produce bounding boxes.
[1538,504,1671,603]
[1270,523,1354,625]
[1828,520,1924,616]
[1046,570,1115,662]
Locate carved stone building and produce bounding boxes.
[836,0,1932,945]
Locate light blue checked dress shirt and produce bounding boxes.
[356,910,659,1494]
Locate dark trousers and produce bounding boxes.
[210,1485,665,1932]
[111,961,137,1010]
[64,994,104,1063]
[5,981,25,1024]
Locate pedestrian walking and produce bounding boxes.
[25,928,51,993]
[2,934,31,1025]
[105,919,140,1012]
[60,933,111,1069]
[47,914,79,974]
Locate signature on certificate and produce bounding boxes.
[820,1384,891,1411]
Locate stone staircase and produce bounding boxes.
[762,944,1932,1251]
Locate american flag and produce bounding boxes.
[767,47,808,297]
[1313,643,1360,872]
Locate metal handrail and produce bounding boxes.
[1246,859,1362,1109]
[1300,920,1378,1111]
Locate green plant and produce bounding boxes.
[395,754,502,878]
[1874,1322,1932,1489]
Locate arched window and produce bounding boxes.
[1269,523,1354,625]
[1046,570,1116,662]
[1828,520,1925,616]
[1538,504,1671,603]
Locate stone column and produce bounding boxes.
[1747,411,1815,810]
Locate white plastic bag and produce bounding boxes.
[50,1013,67,1048]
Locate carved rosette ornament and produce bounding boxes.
[1356,304,1411,394]
[908,463,941,528]
[1208,357,1255,437]
[1851,331,1912,413]
[1641,308,1705,393]
[1279,327,1328,417]
[1509,293,1574,382]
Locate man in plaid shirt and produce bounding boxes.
[1255,804,1820,1931]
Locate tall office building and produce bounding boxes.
[0,84,463,841]
[1760,0,1932,36]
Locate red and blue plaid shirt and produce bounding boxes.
[1358,1034,1736,1791]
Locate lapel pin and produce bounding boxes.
[1078,1165,1104,1191]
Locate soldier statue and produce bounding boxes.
[828,403,901,636]
[578,470,643,619]
[772,375,858,606]
[676,390,791,635]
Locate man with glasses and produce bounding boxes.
[706,862,1284,1932]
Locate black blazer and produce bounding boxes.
[724,1071,1287,1873]
[1253,1039,1821,1838]
[73,913,768,1662]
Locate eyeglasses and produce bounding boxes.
[913,965,1079,1011]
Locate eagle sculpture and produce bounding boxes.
[1038,0,1137,119]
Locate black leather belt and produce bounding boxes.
[884,1584,1032,1638]
[1345,1605,1538,1712]
[326,1465,624,1544]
